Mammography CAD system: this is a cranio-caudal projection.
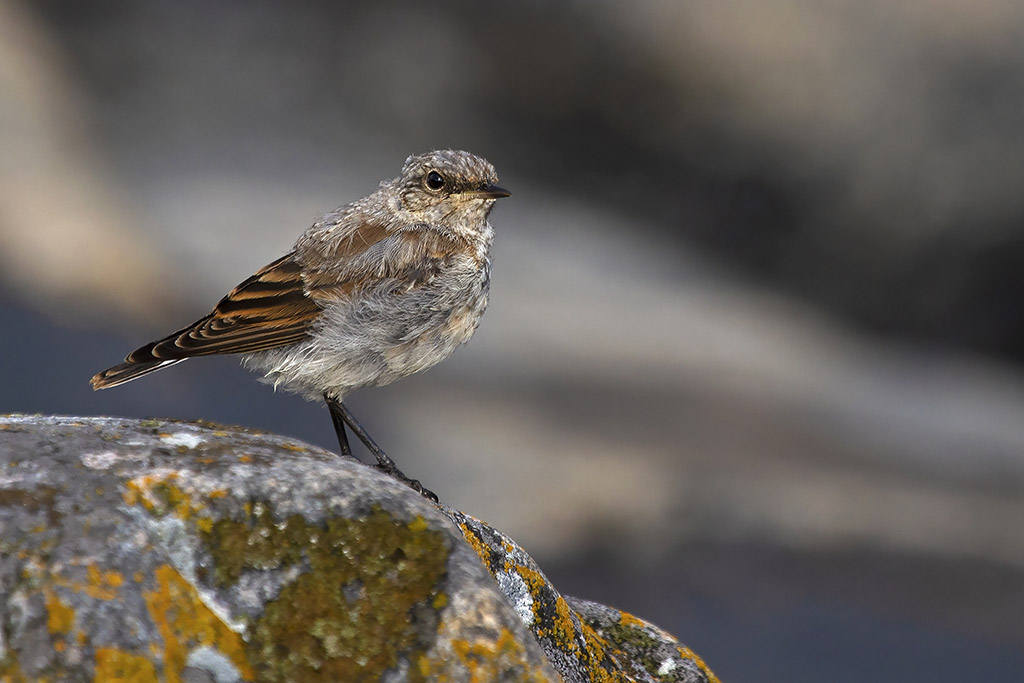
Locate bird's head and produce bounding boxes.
[392,150,510,237]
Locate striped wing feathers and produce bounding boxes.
[132,253,321,360]
[90,253,322,389]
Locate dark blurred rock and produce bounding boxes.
[0,415,717,682]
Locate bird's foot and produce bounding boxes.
[374,462,439,503]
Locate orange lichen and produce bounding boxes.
[143,564,253,683]
[511,564,622,682]
[93,648,159,683]
[123,473,180,508]
[551,596,579,646]
[618,612,646,629]
[458,523,489,563]
[578,625,617,683]
[414,628,550,683]
[41,564,122,601]
[83,565,122,600]
[677,646,720,683]
[44,588,75,635]
[123,475,222,534]
[511,565,547,623]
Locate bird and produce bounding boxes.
[91,149,509,500]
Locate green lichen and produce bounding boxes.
[93,648,160,683]
[601,616,720,683]
[148,482,197,519]
[604,619,661,659]
[202,504,450,681]
[201,504,308,586]
[0,651,27,683]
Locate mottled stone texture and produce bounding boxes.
[447,511,718,683]
[0,415,716,682]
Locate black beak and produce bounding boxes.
[466,183,511,199]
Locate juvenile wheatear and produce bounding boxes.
[92,150,510,499]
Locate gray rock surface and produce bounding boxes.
[0,415,717,682]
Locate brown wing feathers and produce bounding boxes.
[91,253,322,389]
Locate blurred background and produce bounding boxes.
[2,1,1024,679]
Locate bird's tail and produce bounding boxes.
[90,358,186,390]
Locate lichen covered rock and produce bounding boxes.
[0,415,716,682]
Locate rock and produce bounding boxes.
[445,510,718,683]
[0,415,717,682]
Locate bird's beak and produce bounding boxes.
[464,184,511,199]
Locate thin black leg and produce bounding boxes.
[325,393,353,457]
[324,394,438,502]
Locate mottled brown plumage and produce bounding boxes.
[91,150,509,497]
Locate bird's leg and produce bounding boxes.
[325,393,353,457]
[324,394,438,502]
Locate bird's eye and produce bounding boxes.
[425,170,445,191]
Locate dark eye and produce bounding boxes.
[425,170,445,191]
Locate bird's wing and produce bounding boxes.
[140,252,323,358]
[91,252,323,389]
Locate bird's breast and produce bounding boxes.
[442,263,490,346]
